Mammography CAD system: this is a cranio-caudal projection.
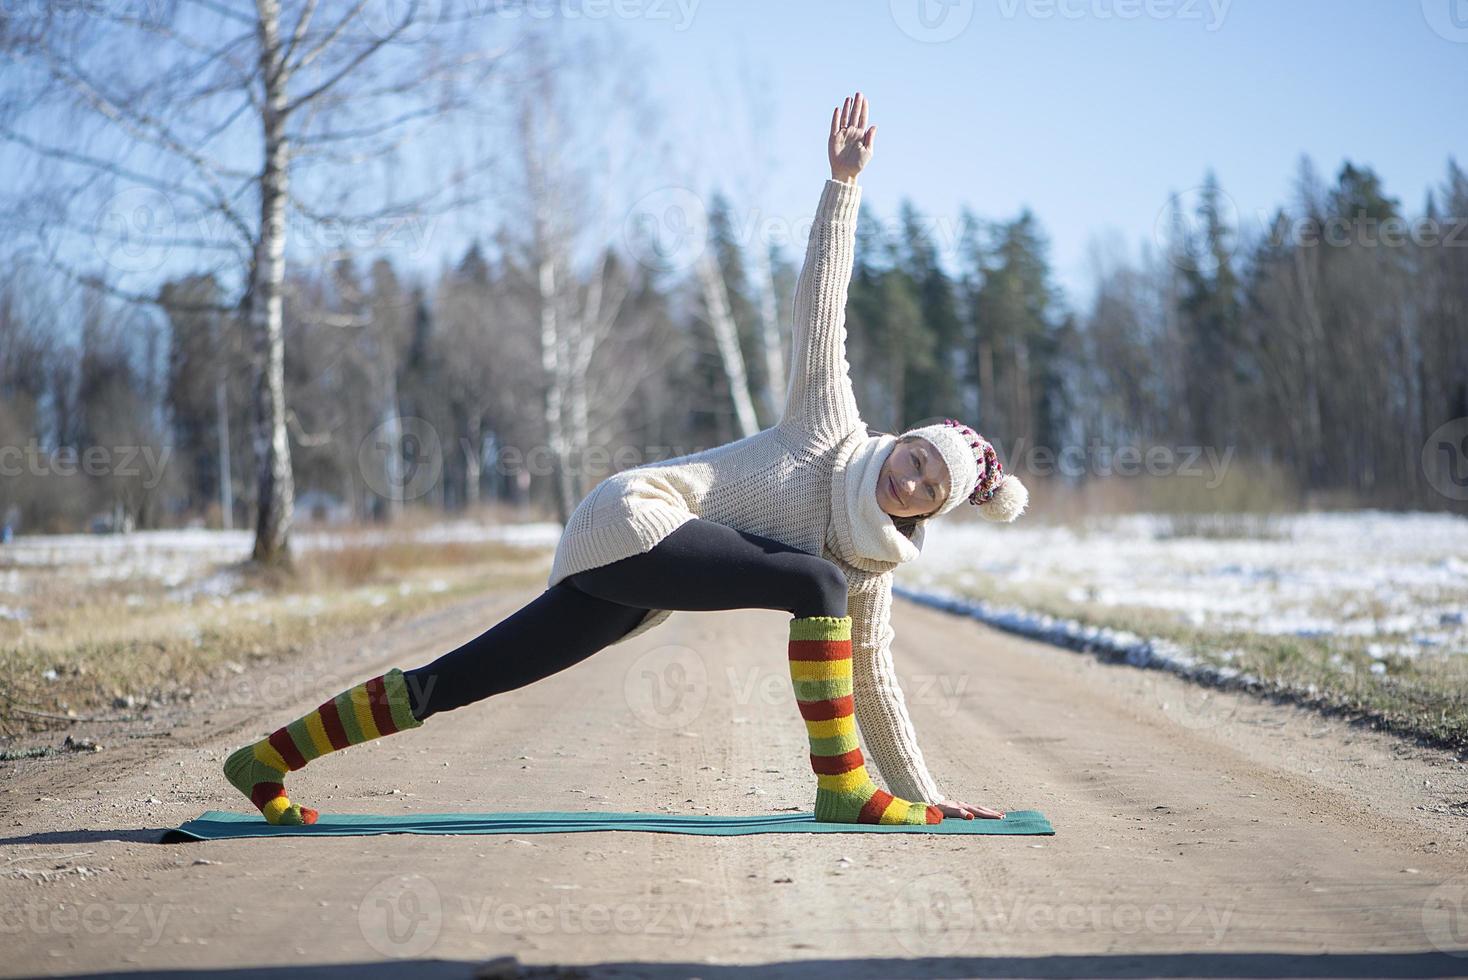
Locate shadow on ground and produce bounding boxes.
[54,950,1468,979]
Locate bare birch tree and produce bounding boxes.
[0,1,517,563]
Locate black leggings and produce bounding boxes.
[402,518,848,720]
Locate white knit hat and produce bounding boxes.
[898,419,1029,522]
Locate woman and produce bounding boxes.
[225,91,1028,827]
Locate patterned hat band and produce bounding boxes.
[941,418,1005,505]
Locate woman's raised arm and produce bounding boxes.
[778,92,876,446]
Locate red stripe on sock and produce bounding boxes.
[810,748,866,775]
[858,789,895,823]
[365,675,398,735]
[798,694,854,722]
[268,727,308,771]
[318,698,350,750]
[788,639,852,662]
[925,804,943,824]
[251,782,285,810]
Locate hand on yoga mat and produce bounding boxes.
[936,799,1006,820]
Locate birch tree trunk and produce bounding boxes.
[250,0,294,564]
[752,244,787,425]
[696,251,760,438]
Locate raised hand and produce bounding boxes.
[828,91,876,184]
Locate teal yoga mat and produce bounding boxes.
[162,809,1054,842]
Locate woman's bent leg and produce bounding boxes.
[403,583,648,720]
[572,518,939,824]
[566,518,848,619]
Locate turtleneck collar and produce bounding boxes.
[827,428,925,572]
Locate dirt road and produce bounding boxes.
[3,587,1467,978]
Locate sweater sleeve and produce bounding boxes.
[844,567,945,803]
[778,179,865,446]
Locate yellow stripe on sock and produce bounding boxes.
[351,684,382,741]
[817,768,871,794]
[804,717,855,740]
[303,711,333,758]
[261,796,292,823]
[878,797,908,824]
[789,659,848,682]
[253,740,288,772]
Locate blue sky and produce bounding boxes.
[590,0,1467,308]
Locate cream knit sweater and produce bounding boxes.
[548,179,945,804]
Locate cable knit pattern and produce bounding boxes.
[548,178,943,803]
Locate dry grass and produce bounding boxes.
[0,536,551,737]
[945,571,1468,753]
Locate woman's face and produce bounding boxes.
[876,437,951,518]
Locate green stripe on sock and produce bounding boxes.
[384,669,421,731]
[789,616,852,642]
[335,688,366,744]
[809,731,861,756]
[284,718,320,762]
[793,676,853,702]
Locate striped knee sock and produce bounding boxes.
[223,667,423,825]
[789,616,942,825]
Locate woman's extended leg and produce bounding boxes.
[224,584,646,824]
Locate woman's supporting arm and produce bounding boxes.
[845,569,945,804]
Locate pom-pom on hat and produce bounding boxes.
[897,419,1029,522]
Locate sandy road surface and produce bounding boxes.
[3,587,1467,978]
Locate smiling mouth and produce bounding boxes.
[886,474,902,507]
